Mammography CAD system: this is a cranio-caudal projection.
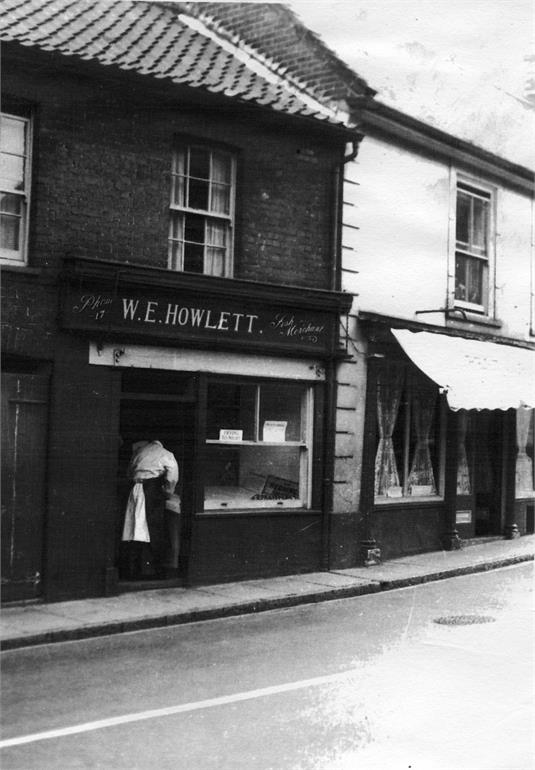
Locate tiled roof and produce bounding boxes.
[0,0,356,128]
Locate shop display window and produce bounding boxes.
[204,380,313,510]
[374,363,444,502]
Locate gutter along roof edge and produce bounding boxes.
[360,102,534,191]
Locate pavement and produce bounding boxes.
[1,535,533,651]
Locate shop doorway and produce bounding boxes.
[116,370,195,588]
[455,411,504,539]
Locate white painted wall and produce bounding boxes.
[342,135,534,341]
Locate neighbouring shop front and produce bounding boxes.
[22,257,351,602]
[358,322,535,562]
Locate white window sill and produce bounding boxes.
[374,496,444,507]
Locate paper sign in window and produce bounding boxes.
[410,485,434,497]
[262,421,287,442]
[219,429,243,442]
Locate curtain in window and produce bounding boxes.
[205,219,226,277]
[210,154,230,214]
[170,150,186,207]
[167,212,184,270]
[456,410,471,494]
[408,385,437,494]
[374,367,404,495]
[516,408,534,496]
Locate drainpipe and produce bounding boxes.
[323,134,364,570]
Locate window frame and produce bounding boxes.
[168,143,237,278]
[373,362,446,505]
[0,110,33,265]
[449,172,496,316]
[201,377,314,513]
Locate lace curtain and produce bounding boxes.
[210,154,231,215]
[374,367,404,495]
[205,219,227,277]
[408,385,437,493]
[456,410,471,494]
[516,408,534,496]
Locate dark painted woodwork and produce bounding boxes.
[504,409,521,538]
[441,408,462,549]
[372,505,444,560]
[1,373,49,602]
[45,335,121,601]
[188,512,323,584]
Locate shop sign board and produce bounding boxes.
[61,285,335,354]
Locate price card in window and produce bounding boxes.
[263,421,287,442]
[219,429,243,441]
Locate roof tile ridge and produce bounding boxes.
[192,7,334,99]
[0,0,80,36]
[174,7,351,124]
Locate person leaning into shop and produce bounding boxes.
[121,438,179,580]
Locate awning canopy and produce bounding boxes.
[392,329,535,411]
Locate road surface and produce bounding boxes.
[1,563,533,769]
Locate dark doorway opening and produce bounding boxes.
[472,411,504,537]
[116,370,195,589]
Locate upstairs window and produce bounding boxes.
[168,145,235,277]
[454,181,492,311]
[1,112,32,264]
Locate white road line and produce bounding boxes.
[0,668,356,749]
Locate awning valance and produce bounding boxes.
[392,329,535,411]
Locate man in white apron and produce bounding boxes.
[121,439,179,579]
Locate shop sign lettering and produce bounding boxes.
[63,288,332,352]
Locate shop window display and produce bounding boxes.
[204,380,312,510]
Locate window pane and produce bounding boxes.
[0,153,25,190]
[211,153,231,184]
[205,247,226,276]
[456,191,470,246]
[0,212,21,250]
[170,150,186,207]
[168,240,183,271]
[188,177,209,210]
[206,382,257,441]
[1,115,26,155]
[184,213,205,244]
[471,196,488,254]
[467,257,484,304]
[210,182,230,215]
[170,174,186,208]
[455,253,469,301]
[259,383,305,442]
[204,444,302,510]
[0,192,22,214]
[210,154,231,214]
[183,242,204,273]
[189,148,210,180]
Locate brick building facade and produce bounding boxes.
[1,1,372,602]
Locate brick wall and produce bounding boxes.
[2,51,341,292]
[183,2,370,102]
